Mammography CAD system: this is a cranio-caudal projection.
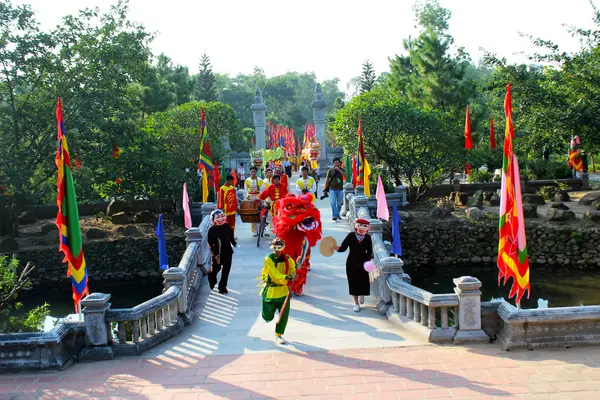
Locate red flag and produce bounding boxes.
[490,117,496,149]
[232,169,238,187]
[464,106,473,150]
[497,83,531,305]
[351,155,358,187]
[112,144,121,159]
[251,137,255,146]
[331,132,336,148]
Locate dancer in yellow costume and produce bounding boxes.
[259,238,296,344]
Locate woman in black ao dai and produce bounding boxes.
[336,218,373,312]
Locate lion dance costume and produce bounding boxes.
[272,193,322,295]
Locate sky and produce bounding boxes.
[14,0,598,92]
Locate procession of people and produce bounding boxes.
[204,154,376,346]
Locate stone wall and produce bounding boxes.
[382,217,600,267]
[13,236,187,287]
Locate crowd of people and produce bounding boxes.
[206,157,373,345]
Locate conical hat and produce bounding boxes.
[319,236,338,257]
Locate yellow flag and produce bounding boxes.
[202,166,209,203]
[363,158,371,197]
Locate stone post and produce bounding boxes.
[163,267,186,314]
[79,293,114,360]
[312,84,327,169]
[582,172,590,190]
[185,227,203,267]
[251,87,267,151]
[340,183,354,218]
[395,186,409,206]
[453,276,490,344]
[355,185,365,199]
[201,202,216,218]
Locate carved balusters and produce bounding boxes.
[407,298,414,319]
[441,307,449,329]
[118,322,126,344]
[428,306,436,329]
[421,305,428,326]
[400,295,407,316]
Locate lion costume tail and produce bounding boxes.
[289,249,311,294]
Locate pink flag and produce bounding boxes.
[376,175,389,221]
[182,183,192,229]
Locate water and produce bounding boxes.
[403,264,600,309]
[18,278,164,331]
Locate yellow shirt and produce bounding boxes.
[261,254,296,301]
[244,177,263,200]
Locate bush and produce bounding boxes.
[0,256,49,333]
[537,186,560,200]
[369,165,395,193]
[468,169,494,183]
[523,158,572,180]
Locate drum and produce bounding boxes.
[239,200,260,223]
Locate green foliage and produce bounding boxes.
[360,60,377,93]
[537,185,560,200]
[388,1,473,117]
[195,53,218,102]
[332,90,463,199]
[369,166,395,193]
[467,169,494,183]
[0,0,152,216]
[0,256,49,333]
[522,158,572,180]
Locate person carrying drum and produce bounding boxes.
[244,166,265,237]
[296,166,317,203]
[218,175,238,236]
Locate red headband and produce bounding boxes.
[355,218,370,225]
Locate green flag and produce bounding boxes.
[345,154,352,183]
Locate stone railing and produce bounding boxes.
[343,190,488,344]
[492,301,600,350]
[0,321,85,373]
[79,207,213,360]
[341,183,408,221]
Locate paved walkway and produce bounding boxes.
[3,172,600,399]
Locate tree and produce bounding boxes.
[359,60,377,93]
[387,0,473,117]
[0,0,152,235]
[0,255,49,333]
[332,90,463,199]
[97,101,241,201]
[195,53,217,102]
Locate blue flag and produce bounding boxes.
[156,214,169,270]
[391,203,402,256]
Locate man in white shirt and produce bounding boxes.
[237,163,246,189]
[296,166,317,203]
[244,166,265,236]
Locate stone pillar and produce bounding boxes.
[79,293,114,360]
[340,182,354,218]
[251,86,267,151]
[201,202,216,218]
[163,267,186,314]
[582,172,590,190]
[453,276,490,344]
[185,227,203,266]
[355,185,365,198]
[395,186,409,206]
[312,83,327,166]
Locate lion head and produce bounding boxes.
[273,194,322,247]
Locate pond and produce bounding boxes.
[403,264,600,309]
[18,278,164,331]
